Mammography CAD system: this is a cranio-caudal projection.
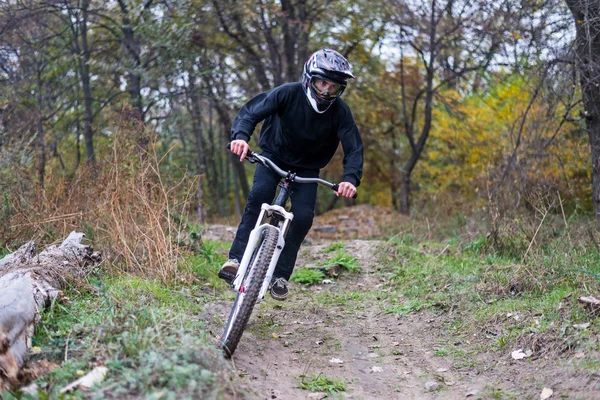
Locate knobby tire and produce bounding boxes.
[219,225,278,358]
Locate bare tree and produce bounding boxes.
[387,0,517,214]
[211,0,337,92]
[0,1,77,187]
[564,0,600,218]
[69,0,95,163]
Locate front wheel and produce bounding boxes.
[219,225,279,358]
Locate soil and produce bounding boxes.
[201,206,600,400]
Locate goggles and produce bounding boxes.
[311,77,344,99]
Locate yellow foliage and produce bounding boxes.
[414,75,590,205]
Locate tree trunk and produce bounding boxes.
[565,0,600,218]
[187,78,207,224]
[399,170,410,215]
[35,115,46,188]
[211,101,250,198]
[390,126,400,211]
[118,1,144,123]
[0,232,100,389]
[233,165,242,218]
[398,152,420,215]
[80,0,95,163]
[197,175,205,225]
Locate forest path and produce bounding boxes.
[201,206,599,399]
[201,236,493,400]
[231,239,490,400]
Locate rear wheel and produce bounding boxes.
[219,225,278,358]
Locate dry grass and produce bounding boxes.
[0,111,197,283]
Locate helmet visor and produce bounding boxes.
[311,77,344,99]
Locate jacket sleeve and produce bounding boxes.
[230,87,282,142]
[338,108,364,187]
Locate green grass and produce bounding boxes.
[184,239,229,289]
[1,241,232,399]
[381,228,600,366]
[434,348,448,357]
[324,242,345,253]
[319,250,361,273]
[384,298,432,315]
[290,268,325,285]
[297,374,346,393]
[313,289,368,308]
[247,309,282,339]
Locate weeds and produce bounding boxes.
[297,374,346,393]
[291,268,325,285]
[324,242,345,253]
[319,249,361,273]
[183,239,228,289]
[2,273,231,399]
[94,337,226,399]
[0,108,198,283]
[381,214,600,361]
[384,298,431,315]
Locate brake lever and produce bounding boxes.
[246,154,259,164]
[227,142,260,164]
[245,151,265,166]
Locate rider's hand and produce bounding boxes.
[230,139,250,161]
[335,182,357,198]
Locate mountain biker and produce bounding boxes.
[219,48,363,300]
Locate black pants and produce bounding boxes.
[228,159,318,280]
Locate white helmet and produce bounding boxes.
[301,49,355,113]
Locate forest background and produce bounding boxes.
[1,0,600,274]
[3,0,600,398]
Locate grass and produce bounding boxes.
[0,240,233,399]
[184,238,229,289]
[290,268,325,285]
[3,208,600,397]
[323,251,361,273]
[434,348,448,357]
[318,248,361,273]
[313,289,369,308]
[297,374,346,393]
[380,221,600,364]
[324,242,345,253]
[384,298,432,315]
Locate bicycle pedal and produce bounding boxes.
[218,269,236,285]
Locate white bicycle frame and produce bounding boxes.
[232,203,294,300]
[219,148,356,357]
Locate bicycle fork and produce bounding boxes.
[232,203,294,300]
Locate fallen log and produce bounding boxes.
[0,232,100,389]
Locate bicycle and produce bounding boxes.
[218,148,356,358]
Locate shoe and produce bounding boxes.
[218,259,239,285]
[270,277,288,301]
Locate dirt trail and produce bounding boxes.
[201,207,600,399]
[202,237,492,399]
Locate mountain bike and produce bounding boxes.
[218,148,356,358]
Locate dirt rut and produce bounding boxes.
[204,240,492,399]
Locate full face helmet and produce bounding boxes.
[301,49,355,113]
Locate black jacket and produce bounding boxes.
[231,82,363,187]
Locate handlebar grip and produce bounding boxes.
[228,143,357,198]
[331,184,358,199]
[227,142,255,158]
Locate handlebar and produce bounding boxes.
[228,143,357,198]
